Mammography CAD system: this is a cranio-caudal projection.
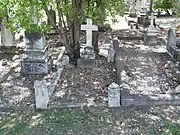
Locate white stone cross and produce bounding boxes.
[81,19,98,47]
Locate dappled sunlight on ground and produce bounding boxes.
[0,106,180,134]
[49,57,116,106]
[117,39,179,96]
[0,72,34,106]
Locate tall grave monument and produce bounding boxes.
[144,13,158,45]
[77,18,98,68]
[21,1,52,74]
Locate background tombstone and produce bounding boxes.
[1,26,14,47]
[144,13,158,45]
[167,28,180,61]
[129,5,137,18]
[47,6,56,27]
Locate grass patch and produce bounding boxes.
[0,107,180,135]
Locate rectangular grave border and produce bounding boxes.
[113,38,180,107]
[2,39,180,110]
[34,46,66,109]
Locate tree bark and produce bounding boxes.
[69,0,85,63]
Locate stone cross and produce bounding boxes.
[81,19,98,47]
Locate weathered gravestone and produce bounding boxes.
[129,5,137,18]
[99,43,115,63]
[137,8,150,27]
[47,6,56,27]
[34,80,49,109]
[77,18,98,68]
[167,28,180,61]
[1,26,14,47]
[108,83,121,107]
[144,13,158,45]
[21,3,52,74]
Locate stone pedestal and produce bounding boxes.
[21,32,52,74]
[144,26,158,45]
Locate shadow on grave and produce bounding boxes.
[0,105,180,134]
[113,38,180,107]
[0,71,35,107]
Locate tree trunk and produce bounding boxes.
[92,31,99,56]
[69,0,85,63]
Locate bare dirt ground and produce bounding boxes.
[49,56,116,106]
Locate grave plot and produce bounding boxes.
[49,56,116,106]
[0,36,64,107]
[114,37,179,105]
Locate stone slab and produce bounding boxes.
[121,94,180,106]
[34,80,49,109]
[77,59,97,68]
[23,46,48,59]
[118,36,144,40]
[21,56,52,74]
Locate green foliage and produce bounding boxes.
[153,0,175,12]
[162,122,180,135]
[0,0,124,33]
[85,0,124,25]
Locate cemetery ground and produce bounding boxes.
[0,106,180,134]
[0,16,180,134]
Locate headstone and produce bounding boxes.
[47,6,56,27]
[144,13,158,44]
[99,43,115,63]
[34,80,49,109]
[129,5,137,18]
[77,19,98,68]
[108,83,121,107]
[21,2,52,74]
[167,28,180,61]
[137,8,150,27]
[1,27,14,46]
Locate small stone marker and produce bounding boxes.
[34,80,49,109]
[108,83,121,107]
